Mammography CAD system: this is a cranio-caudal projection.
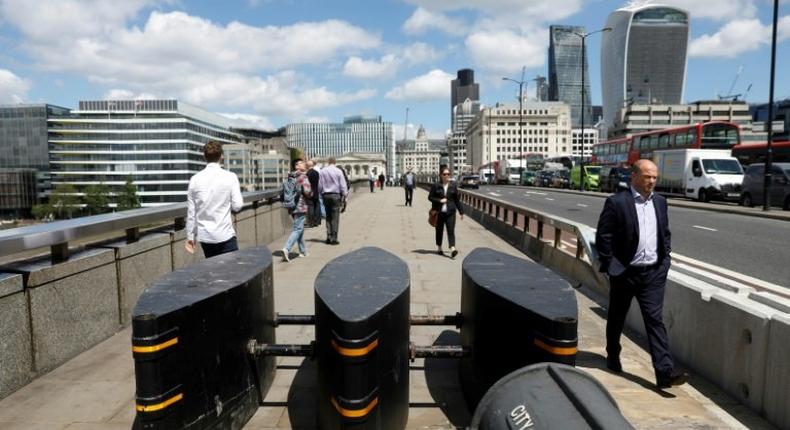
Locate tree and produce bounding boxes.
[31,203,55,221]
[117,177,141,211]
[83,183,111,215]
[49,183,81,219]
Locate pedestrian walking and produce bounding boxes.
[305,160,321,227]
[280,159,312,262]
[402,168,415,206]
[595,159,688,389]
[319,157,348,245]
[378,173,385,190]
[368,171,376,193]
[185,141,243,258]
[428,167,463,257]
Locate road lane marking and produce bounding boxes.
[692,225,718,232]
[526,191,547,195]
[545,198,554,201]
[488,192,502,197]
[673,253,788,295]
[576,204,589,208]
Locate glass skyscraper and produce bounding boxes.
[601,5,689,135]
[548,25,591,128]
[285,116,394,175]
[47,100,244,206]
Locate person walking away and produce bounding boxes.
[595,159,688,389]
[402,169,415,206]
[378,172,385,190]
[305,160,321,227]
[319,157,348,245]
[428,167,463,257]
[280,159,312,262]
[186,141,243,258]
[368,171,376,192]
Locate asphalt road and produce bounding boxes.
[468,185,790,287]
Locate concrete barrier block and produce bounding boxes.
[167,228,205,270]
[0,273,32,400]
[234,208,258,250]
[96,233,173,325]
[763,313,790,430]
[255,206,275,246]
[13,248,120,374]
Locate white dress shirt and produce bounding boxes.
[186,163,243,244]
[629,186,659,266]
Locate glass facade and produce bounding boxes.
[48,100,244,206]
[549,25,592,128]
[285,116,394,174]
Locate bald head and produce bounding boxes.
[631,159,658,197]
[306,160,315,168]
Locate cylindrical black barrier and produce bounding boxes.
[459,248,578,408]
[470,363,634,429]
[315,247,410,429]
[131,246,276,430]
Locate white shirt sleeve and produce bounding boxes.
[230,174,243,213]
[186,179,197,242]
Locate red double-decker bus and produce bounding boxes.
[731,140,790,165]
[592,121,741,166]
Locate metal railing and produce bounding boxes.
[0,190,280,264]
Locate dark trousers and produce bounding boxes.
[200,236,238,259]
[379,180,384,190]
[435,211,456,247]
[306,198,321,227]
[606,262,674,376]
[404,186,414,206]
[369,180,375,192]
[323,193,342,241]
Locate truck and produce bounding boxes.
[652,149,744,202]
[495,159,527,184]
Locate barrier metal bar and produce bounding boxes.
[410,344,469,360]
[0,190,280,262]
[247,340,315,357]
[274,313,462,328]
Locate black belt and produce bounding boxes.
[323,192,340,195]
[628,263,658,273]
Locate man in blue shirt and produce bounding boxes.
[402,168,415,206]
[595,159,688,389]
[318,157,348,245]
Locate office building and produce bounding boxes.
[285,116,394,175]
[0,103,71,216]
[47,99,245,207]
[227,128,290,192]
[396,125,448,175]
[750,100,790,141]
[601,5,689,136]
[449,98,481,175]
[465,102,572,170]
[549,25,592,127]
[451,69,480,125]
[571,129,599,158]
[534,76,549,102]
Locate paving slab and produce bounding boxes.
[0,186,775,429]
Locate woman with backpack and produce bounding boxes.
[280,159,312,262]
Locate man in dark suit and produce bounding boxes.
[595,159,688,389]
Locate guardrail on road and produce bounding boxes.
[456,189,790,430]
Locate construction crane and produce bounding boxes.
[718,65,752,101]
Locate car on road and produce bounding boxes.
[537,170,555,187]
[550,169,571,189]
[521,170,537,186]
[460,174,480,189]
[570,165,601,191]
[599,166,631,193]
[740,163,790,210]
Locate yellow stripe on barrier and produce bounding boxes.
[330,396,379,418]
[136,393,183,413]
[132,337,178,354]
[534,338,577,356]
[331,339,379,357]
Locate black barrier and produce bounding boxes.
[470,363,634,429]
[131,246,275,430]
[459,248,578,408]
[315,247,410,429]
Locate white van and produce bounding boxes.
[653,149,744,202]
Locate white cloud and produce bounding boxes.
[689,16,790,58]
[402,7,466,36]
[343,55,399,79]
[219,112,276,130]
[402,42,442,66]
[0,69,31,103]
[386,69,453,101]
[104,88,159,99]
[403,0,582,25]
[653,0,758,21]
[465,29,545,75]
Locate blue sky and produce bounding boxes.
[1,0,788,138]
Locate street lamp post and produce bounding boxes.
[763,0,779,211]
[503,66,527,185]
[563,27,611,191]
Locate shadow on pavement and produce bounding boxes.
[423,330,472,427]
[282,358,319,429]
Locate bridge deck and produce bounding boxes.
[0,186,774,429]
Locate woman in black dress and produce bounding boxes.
[428,167,464,257]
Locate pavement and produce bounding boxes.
[0,185,776,429]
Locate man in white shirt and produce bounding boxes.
[186,141,244,258]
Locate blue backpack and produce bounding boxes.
[281,175,302,210]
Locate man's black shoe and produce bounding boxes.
[656,371,689,389]
[325,239,331,244]
[331,240,340,245]
[606,356,622,373]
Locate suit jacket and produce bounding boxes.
[595,189,671,276]
[428,182,464,216]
